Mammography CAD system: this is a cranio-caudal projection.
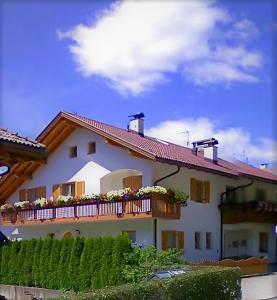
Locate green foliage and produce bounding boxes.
[79,238,94,291]
[48,239,61,289]
[22,239,37,286]
[16,241,28,285]
[69,237,84,291]
[110,234,131,286]
[90,237,103,290]
[0,245,10,283]
[57,267,241,300]
[6,240,20,284]
[123,245,185,283]
[99,236,114,288]
[58,237,74,290]
[32,238,43,286]
[39,237,53,287]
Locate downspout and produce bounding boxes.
[219,179,254,260]
[153,165,181,248]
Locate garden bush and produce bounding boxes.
[0,235,187,292]
[56,267,241,300]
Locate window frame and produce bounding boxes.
[206,232,212,249]
[259,232,268,253]
[122,230,136,243]
[191,178,210,203]
[69,145,77,158]
[194,231,201,250]
[61,182,76,197]
[87,142,96,154]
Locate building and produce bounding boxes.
[0,112,276,263]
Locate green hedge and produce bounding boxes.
[58,267,241,300]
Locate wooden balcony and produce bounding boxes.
[1,196,180,226]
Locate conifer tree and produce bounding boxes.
[90,237,103,290]
[16,241,28,285]
[6,241,20,285]
[110,234,131,285]
[0,245,10,283]
[39,237,53,288]
[58,237,74,289]
[22,239,37,286]
[99,236,114,288]
[48,239,61,290]
[32,238,43,287]
[68,237,84,291]
[79,237,94,291]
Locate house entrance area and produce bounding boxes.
[223,223,277,264]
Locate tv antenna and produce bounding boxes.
[178,130,190,147]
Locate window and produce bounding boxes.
[69,146,77,158]
[20,186,46,203]
[195,232,201,249]
[191,179,210,202]
[256,188,266,201]
[162,231,184,252]
[87,142,96,154]
[61,182,76,197]
[206,232,212,249]
[122,231,136,243]
[259,233,268,253]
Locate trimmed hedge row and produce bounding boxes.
[0,235,131,291]
[57,267,241,300]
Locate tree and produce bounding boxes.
[6,241,20,284]
[90,237,103,290]
[48,239,61,289]
[22,239,37,286]
[99,236,114,288]
[32,238,43,287]
[0,245,10,283]
[39,237,53,288]
[16,241,28,285]
[68,237,84,291]
[79,237,94,291]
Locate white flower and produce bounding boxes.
[80,193,100,200]
[106,188,131,201]
[136,186,167,196]
[34,197,48,207]
[14,201,30,209]
[56,195,73,203]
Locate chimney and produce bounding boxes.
[260,163,268,170]
[128,112,145,136]
[192,138,219,163]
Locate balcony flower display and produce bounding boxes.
[0,203,15,212]
[106,188,134,202]
[80,193,100,202]
[13,201,31,210]
[136,186,167,198]
[55,195,74,205]
[34,197,50,208]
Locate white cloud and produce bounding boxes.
[145,118,277,164]
[59,1,263,95]
[227,19,259,40]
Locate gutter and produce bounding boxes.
[153,166,181,248]
[219,179,254,260]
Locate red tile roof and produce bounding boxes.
[0,128,45,149]
[63,112,277,183]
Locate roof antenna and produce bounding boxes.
[177,130,190,147]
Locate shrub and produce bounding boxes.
[99,236,114,287]
[39,237,53,287]
[90,237,103,290]
[69,237,84,291]
[79,238,95,291]
[0,245,10,283]
[32,238,43,286]
[6,240,20,284]
[48,239,61,289]
[22,239,37,286]
[56,267,241,300]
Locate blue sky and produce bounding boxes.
[1,1,276,166]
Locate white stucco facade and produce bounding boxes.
[1,127,276,263]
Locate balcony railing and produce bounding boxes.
[1,196,180,226]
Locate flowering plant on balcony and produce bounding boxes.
[136,186,167,198]
[0,203,15,213]
[168,189,189,206]
[34,197,50,208]
[106,188,134,202]
[55,195,74,205]
[13,201,31,210]
[80,193,100,202]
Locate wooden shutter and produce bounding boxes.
[161,231,168,250]
[75,181,85,197]
[19,189,27,201]
[52,184,61,200]
[190,178,197,201]
[122,175,142,190]
[178,231,184,252]
[37,186,46,198]
[204,181,210,202]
